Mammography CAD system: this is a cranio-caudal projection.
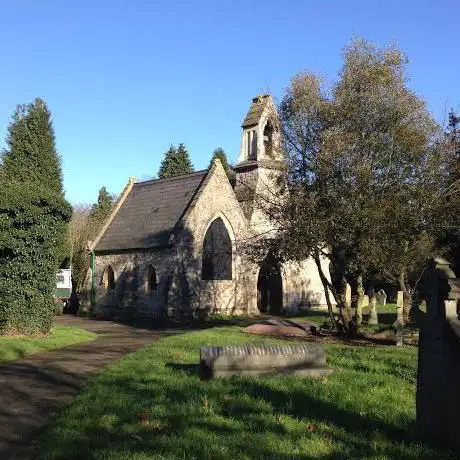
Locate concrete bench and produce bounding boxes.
[199,344,331,379]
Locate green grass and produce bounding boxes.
[0,326,97,362]
[37,325,454,459]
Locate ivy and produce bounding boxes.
[0,181,72,335]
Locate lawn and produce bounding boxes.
[37,325,455,459]
[0,326,97,362]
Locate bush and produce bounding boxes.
[0,181,72,335]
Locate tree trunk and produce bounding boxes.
[355,274,365,330]
[398,270,411,325]
[313,252,337,331]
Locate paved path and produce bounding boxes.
[0,316,162,460]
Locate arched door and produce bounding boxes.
[257,261,283,314]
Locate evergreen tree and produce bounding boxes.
[158,143,194,178]
[90,186,114,224]
[209,147,235,184]
[0,98,71,334]
[1,98,63,194]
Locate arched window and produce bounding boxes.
[102,265,115,290]
[145,265,157,294]
[202,217,232,280]
[263,120,274,157]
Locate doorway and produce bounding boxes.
[257,261,283,314]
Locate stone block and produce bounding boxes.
[368,294,378,325]
[376,289,387,306]
[200,344,331,379]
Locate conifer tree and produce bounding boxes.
[158,143,194,178]
[90,186,114,224]
[1,98,63,194]
[209,147,235,184]
[0,98,71,334]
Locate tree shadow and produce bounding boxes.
[35,370,458,460]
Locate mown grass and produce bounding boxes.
[37,325,455,459]
[0,326,97,362]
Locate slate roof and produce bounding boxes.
[95,170,208,251]
[241,94,271,128]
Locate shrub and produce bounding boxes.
[0,181,72,335]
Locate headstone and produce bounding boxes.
[393,291,404,346]
[368,293,378,325]
[417,257,460,449]
[344,283,351,307]
[362,295,369,308]
[200,344,332,379]
[343,283,352,324]
[376,289,387,306]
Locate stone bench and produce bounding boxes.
[199,344,331,379]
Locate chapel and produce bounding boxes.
[85,95,331,318]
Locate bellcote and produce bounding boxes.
[237,94,282,165]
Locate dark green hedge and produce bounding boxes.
[0,181,72,335]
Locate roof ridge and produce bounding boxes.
[135,169,208,185]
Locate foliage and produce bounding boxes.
[258,38,456,330]
[36,326,456,459]
[1,98,63,194]
[158,143,194,179]
[0,325,96,362]
[442,111,460,273]
[210,147,235,184]
[89,186,114,224]
[0,181,72,335]
[69,204,93,292]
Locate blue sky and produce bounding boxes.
[0,0,458,204]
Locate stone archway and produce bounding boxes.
[257,260,283,315]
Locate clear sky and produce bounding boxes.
[0,0,458,204]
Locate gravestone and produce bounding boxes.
[200,344,332,379]
[362,295,369,308]
[417,257,460,449]
[344,283,352,322]
[393,291,404,346]
[368,292,378,325]
[376,289,387,306]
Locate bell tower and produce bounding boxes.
[234,95,285,229]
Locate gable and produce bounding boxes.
[95,171,208,252]
[182,160,249,248]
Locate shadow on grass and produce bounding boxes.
[37,369,456,460]
[165,362,200,376]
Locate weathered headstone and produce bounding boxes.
[362,295,369,308]
[393,291,404,346]
[376,289,387,306]
[200,344,332,379]
[417,257,460,449]
[344,283,352,323]
[368,291,378,325]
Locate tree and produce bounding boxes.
[0,98,71,334]
[158,144,194,179]
[441,110,460,273]
[70,204,94,293]
[90,186,114,224]
[0,182,72,334]
[209,147,235,184]
[255,39,454,333]
[1,98,63,194]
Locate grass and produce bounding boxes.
[294,302,405,332]
[37,325,455,459]
[0,326,97,362]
